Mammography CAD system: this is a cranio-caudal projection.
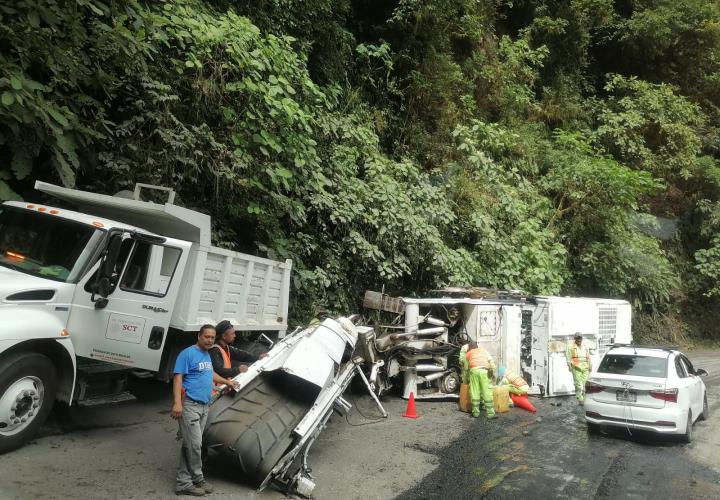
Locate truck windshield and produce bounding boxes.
[0,206,101,283]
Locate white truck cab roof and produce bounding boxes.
[2,200,151,235]
[34,181,211,245]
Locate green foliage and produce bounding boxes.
[1,0,720,333]
[694,235,720,297]
[448,121,567,293]
[541,130,673,306]
[0,0,152,196]
[580,230,680,308]
[593,75,706,180]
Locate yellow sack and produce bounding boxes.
[458,383,471,413]
[493,385,510,413]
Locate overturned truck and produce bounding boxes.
[204,316,385,497]
[363,289,632,399]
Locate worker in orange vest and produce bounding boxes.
[460,341,497,419]
[209,320,269,384]
[566,332,592,403]
[497,366,530,396]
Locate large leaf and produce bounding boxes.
[0,180,22,201]
[1,92,14,106]
[10,150,33,180]
[53,152,77,188]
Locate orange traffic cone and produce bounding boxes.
[510,393,537,413]
[403,392,419,419]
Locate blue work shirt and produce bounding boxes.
[173,345,214,404]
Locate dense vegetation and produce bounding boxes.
[2,0,720,341]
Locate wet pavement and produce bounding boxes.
[396,350,720,500]
[2,351,719,499]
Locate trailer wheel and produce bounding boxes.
[204,372,313,484]
[0,353,57,454]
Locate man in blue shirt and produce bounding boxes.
[171,324,236,496]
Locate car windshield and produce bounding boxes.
[598,354,668,378]
[0,206,101,283]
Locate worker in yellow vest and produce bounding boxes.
[566,332,592,403]
[461,342,497,419]
[497,367,530,396]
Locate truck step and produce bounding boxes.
[77,360,131,375]
[77,391,136,407]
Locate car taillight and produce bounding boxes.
[649,388,678,402]
[655,421,675,427]
[585,381,605,394]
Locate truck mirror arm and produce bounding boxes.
[90,234,123,307]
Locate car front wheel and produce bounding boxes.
[681,410,693,444]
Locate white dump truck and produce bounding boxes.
[0,181,292,453]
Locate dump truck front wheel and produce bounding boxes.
[0,353,57,454]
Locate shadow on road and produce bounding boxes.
[589,426,683,447]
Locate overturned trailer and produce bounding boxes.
[522,296,632,396]
[364,291,632,399]
[204,316,385,497]
[365,291,523,400]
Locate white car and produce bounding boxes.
[584,346,709,442]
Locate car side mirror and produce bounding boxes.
[695,368,708,377]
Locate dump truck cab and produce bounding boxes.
[0,197,192,448]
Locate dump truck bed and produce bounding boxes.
[172,244,291,334]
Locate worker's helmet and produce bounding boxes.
[498,366,506,377]
[573,332,583,340]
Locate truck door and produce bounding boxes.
[67,233,190,371]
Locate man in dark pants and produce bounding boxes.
[171,325,236,496]
[209,320,268,379]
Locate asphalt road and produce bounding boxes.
[397,350,720,500]
[0,350,718,500]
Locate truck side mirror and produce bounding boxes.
[94,277,111,309]
[101,235,123,280]
[91,234,123,307]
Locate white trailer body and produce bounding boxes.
[395,298,523,399]
[521,297,632,396]
[462,301,523,376]
[379,294,631,400]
